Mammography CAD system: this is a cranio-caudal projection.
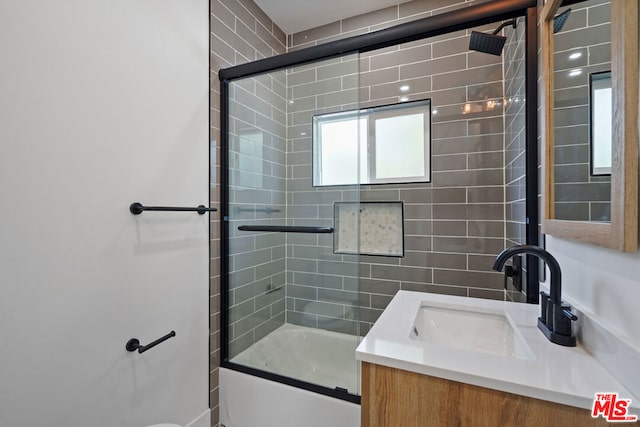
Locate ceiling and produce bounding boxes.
[254,0,412,34]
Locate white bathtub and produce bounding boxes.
[220,324,361,427]
[231,323,361,393]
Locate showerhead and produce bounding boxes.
[553,8,572,34]
[468,19,517,56]
[469,31,507,56]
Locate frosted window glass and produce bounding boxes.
[374,114,425,179]
[312,99,431,186]
[318,119,367,186]
[319,120,358,186]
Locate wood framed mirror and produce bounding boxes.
[541,0,638,252]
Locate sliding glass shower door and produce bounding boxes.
[223,54,362,399]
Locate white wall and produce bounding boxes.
[544,237,640,398]
[545,237,640,345]
[0,1,210,427]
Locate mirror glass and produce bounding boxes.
[552,0,612,222]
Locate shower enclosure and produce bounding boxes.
[219,0,538,404]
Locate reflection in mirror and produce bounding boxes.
[552,0,611,222]
[590,71,612,176]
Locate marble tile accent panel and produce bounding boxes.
[335,202,404,256]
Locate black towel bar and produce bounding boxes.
[126,331,176,354]
[130,202,217,215]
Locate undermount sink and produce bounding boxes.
[410,302,534,360]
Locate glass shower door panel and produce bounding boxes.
[227,69,288,362]
[225,54,362,398]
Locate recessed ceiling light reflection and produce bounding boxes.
[568,69,583,77]
[300,132,307,136]
[399,85,410,92]
[432,109,438,115]
[399,96,409,102]
[568,51,582,60]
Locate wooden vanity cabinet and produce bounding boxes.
[361,362,609,426]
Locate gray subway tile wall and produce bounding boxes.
[210,0,286,424]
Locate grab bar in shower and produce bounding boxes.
[126,331,176,354]
[130,202,217,215]
[237,225,334,233]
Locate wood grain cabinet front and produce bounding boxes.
[361,362,610,427]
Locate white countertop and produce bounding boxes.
[355,290,640,411]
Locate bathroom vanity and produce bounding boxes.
[356,291,639,426]
[361,363,604,426]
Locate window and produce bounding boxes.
[312,99,431,186]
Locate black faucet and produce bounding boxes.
[493,245,577,347]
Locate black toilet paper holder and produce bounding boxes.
[126,331,176,354]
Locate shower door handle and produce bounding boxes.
[237,225,334,233]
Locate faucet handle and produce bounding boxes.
[539,292,550,325]
[562,305,578,321]
[552,303,576,338]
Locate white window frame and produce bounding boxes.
[312,99,432,186]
